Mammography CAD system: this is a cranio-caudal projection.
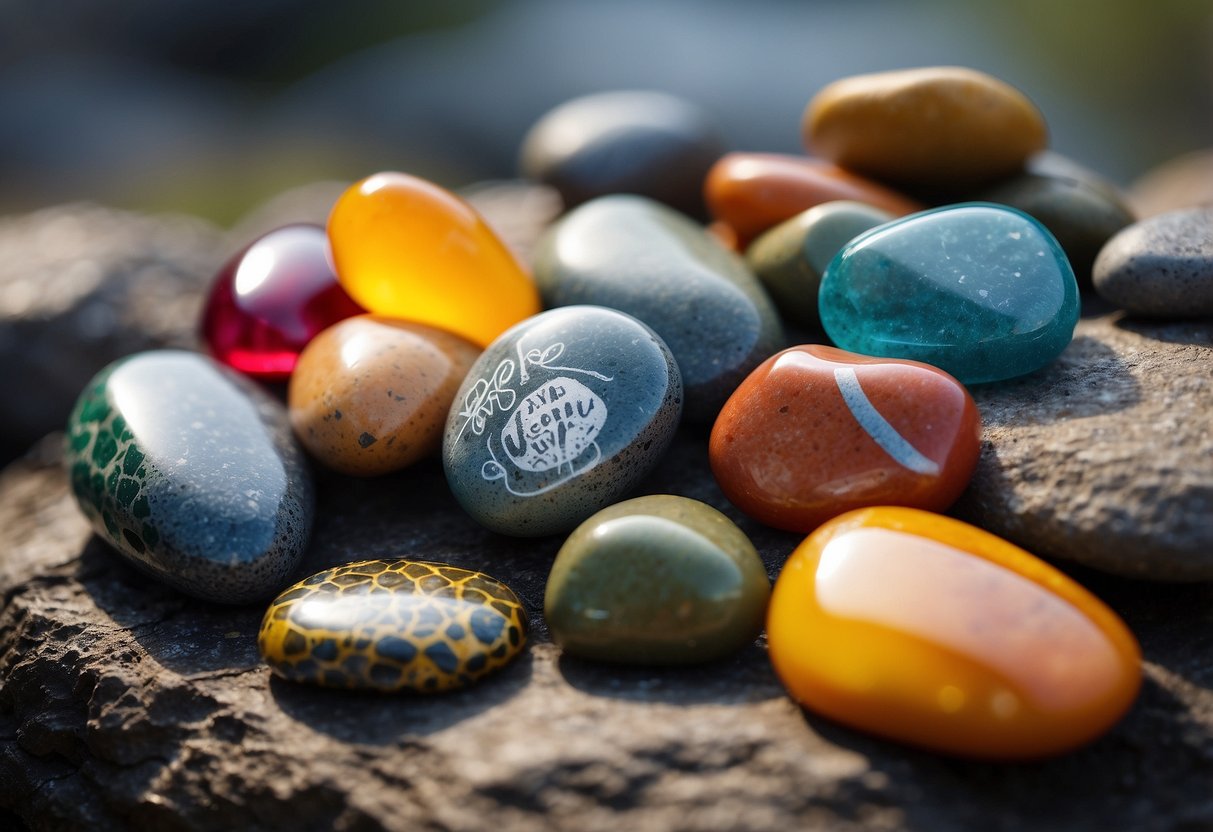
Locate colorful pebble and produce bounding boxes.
[259,559,528,692]
[819,203,1079,384]
[200,224,364,381]
[545,495,770,665]
[533,195,784,420]
[519,90,726,218]
[766,507,1142,759]
[745,201,894,329]
[1093,206,1213,317]
[327,172,541,348]
[442,306,682,537]
[804,66,1048,191]
[65,350,314,604]
[704,152,923,247]
[288,315,481,476]
[710,345,980,533]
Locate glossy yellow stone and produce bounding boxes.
[327,172,541,348]
[767,507,1141,759]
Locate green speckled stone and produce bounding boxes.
[65,350,314,604]
[745,200,894,329]
[819,203,1080,385]
[544,495,770,664]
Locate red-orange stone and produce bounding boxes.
[703,152,925,247]
[709,345,980,532]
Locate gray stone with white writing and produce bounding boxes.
[442,305,682,537]
[533,195,785,422]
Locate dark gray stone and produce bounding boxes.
[64,350,314,603]
[442,305,682,537]
[1092,206,1213,317]
[534,195,784,420]
[519,90,726,218]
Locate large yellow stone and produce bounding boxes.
[327,172,541,348]
[767,507,1141,759]
[804,67,1048,190]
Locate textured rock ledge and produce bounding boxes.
[2,431,1212,831]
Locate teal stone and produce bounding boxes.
[819,203,1079,384]
[65,350,314,604]
[745,200,894,329]
[533,195,785,421]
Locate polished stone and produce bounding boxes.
[766,507,1142,759]
[327,172,541,348]
[819,203,1079,384]
[442,306,682,537]
[519,90,725,218]
[200,224,364,381]
[745,201,894,329]
[704,152,923,247]
[260,559,528,692]
[711,345,980,532]
[533,195,784,421]
[288,315,481,476]
[545,495,770,665]
[805,66,1048,192]
[65,350,314,604]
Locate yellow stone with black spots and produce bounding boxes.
[259,559,529,692]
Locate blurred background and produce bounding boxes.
[1,0,1210,225]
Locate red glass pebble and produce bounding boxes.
[200,224,364,381]
[710,345,981,533]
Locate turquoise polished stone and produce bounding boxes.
[819,203,1078,384]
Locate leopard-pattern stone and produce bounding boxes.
[259,559,529,692]
[64,350,314,604]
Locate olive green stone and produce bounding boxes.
[745,201,893,329]
[977,168,1135,288]
[544,495,770,665]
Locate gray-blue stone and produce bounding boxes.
[1092,206,1213,317]
[65,350,314,604]
[442,305,682,537]
[533,195,784,421]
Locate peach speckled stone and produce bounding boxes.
[289,315,480,476]
[804,66,1047,191]
[704,153,923,248]
[328,172,541,348]
[767,507,1142,759]
[709,345,980,532]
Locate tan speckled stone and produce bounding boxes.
[804,66,1047,191]
[289,315,480,476]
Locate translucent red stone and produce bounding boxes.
[200,224,364,381]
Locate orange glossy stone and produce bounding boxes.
[709,345,980,532]
[288,315,480,476]
[703,152,924,247]
[767,507,1142,759]
[328,172,541,348]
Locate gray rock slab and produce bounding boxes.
[953,308,1213,580]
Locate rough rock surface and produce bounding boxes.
[954,304,1213,580]
[0,205,224,463]
[3,429,1213,831]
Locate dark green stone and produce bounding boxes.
[745,200,894,329]
[544,495,770,665]
[64,350,314,604]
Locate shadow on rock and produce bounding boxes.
[556,640,785,706]
[1115,315,1213,347]
[267,645,536,744]
[970,335,1141,426]
[77,536,266,676]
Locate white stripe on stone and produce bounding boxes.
[832,367,941,476]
